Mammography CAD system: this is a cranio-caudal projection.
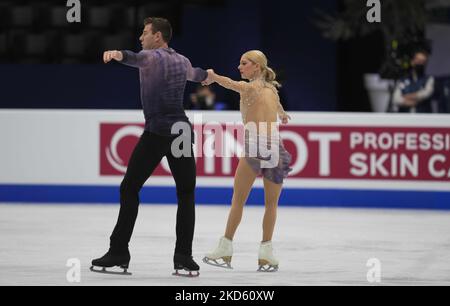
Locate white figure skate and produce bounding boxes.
[257,241,279,272]
[203,237,233,269]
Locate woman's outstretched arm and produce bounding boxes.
[205,69,250,93]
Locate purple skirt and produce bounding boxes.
[244,137,292,184]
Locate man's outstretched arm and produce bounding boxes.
[103,50,153,68]
[185,58,208,83]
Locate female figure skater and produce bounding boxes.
[202,50,291,272]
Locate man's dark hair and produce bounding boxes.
[410,43,432,58]
[144,17,172,43]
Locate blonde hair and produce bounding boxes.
[242,50,281,88]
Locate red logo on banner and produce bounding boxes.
[100,124,144,175]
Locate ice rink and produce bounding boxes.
[1,203,450,286]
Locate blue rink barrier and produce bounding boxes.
[0,184,450,210]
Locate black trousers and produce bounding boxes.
[110,131,196,256]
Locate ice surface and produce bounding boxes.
[0,204,449,286]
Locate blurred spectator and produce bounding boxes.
[437,78,450,113]
[443,79,450,113]
[393,49,435,113]
[190,85,227,110]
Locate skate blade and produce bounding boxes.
[90,266,132,276]
[202,257,233,269]
[172,270,200,278]
[257,265,278,273]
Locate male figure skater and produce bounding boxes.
[91,17,209,277]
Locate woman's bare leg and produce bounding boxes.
[262,178,282,242]
[224,158,257,240]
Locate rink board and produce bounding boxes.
[0,110,449,209]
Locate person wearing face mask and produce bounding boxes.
[190,85,217,110]
[393,49,435,113]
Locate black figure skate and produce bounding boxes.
[90,249,132,275]
[172,253,200,278]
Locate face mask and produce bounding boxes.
[197,96,206,106]
[197,95,214,108]
[414,64,426,77]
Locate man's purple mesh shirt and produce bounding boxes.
[120,48,207,136]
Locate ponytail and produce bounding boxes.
[263,67,281,88]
